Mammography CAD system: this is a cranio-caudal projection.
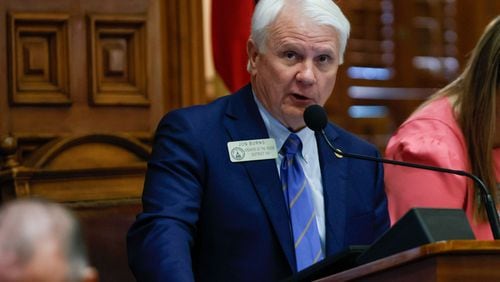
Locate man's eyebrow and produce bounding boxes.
[313,42,337,52]
[275,41,301,49]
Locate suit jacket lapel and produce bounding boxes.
[317,125,348,256]
[223,85,296,271]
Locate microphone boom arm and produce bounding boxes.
[319,129,500,240]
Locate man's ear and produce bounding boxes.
[247,39,259,74]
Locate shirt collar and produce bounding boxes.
[253,93,315,162]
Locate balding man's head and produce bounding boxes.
[0,198,98,282]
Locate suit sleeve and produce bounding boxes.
[384,118,468,225]
[127,110,204,282]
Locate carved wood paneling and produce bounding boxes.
[163,0,206,109]
[0,2,203,281]
[0,133,149,202]
[88,14,148,106]
[7,12,70,105]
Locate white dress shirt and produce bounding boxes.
[253,94,326,254]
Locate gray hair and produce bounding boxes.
[250,0,350,64]
[0,198,90,281]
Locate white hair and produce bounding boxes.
[0,198,90,282]
[250,0,350,65]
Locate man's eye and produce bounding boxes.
[318,55,330,63]
[284,51,296,60]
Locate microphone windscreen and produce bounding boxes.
[304,105,328,132]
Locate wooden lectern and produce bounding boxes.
[316,240,500,281]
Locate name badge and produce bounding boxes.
[227,138,278,162]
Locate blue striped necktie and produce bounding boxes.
[280,133,324,271]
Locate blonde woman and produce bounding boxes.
[385,16,500,240]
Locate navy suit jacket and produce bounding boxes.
[127,84,389,282]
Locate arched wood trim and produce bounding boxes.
[23,133,150,169]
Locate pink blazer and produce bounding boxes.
[384,96,500,240]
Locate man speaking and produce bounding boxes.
[127,0,389,281]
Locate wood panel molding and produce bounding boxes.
[163,0,206,109]
[0,133,149,203]
[23,133,150,169]
[7,12,71,106]
[88,14,149,106]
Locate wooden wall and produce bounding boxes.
[0,0,204,281]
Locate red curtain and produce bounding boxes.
[211,0,255,93]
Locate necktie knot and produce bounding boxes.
[281,133,302,157]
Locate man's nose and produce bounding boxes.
[296,61,316,85]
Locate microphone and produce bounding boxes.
[304,104,500,239]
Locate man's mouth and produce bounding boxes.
[292,93,309,100]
